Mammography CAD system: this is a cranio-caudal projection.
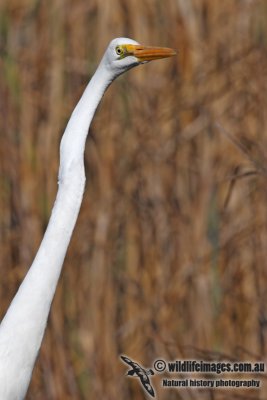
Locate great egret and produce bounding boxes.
[0,37,175,399]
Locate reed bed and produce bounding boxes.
[1,0,267,398]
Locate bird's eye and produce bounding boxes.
[116,46,123,56]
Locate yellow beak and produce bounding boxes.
[125,44,176,62]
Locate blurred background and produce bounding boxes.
[1,0,267,399]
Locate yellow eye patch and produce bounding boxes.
[115,45,135,59]
[115,45,126,58]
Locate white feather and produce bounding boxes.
[0,37,141,400]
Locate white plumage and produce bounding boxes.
[0,37,175,400]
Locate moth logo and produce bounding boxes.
[121,355,155,397]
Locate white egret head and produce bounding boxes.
[102,37,176,78]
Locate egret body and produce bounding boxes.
[0,37,175,400]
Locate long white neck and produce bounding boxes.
[0,58,113,400]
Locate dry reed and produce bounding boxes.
[1,0,267,399]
